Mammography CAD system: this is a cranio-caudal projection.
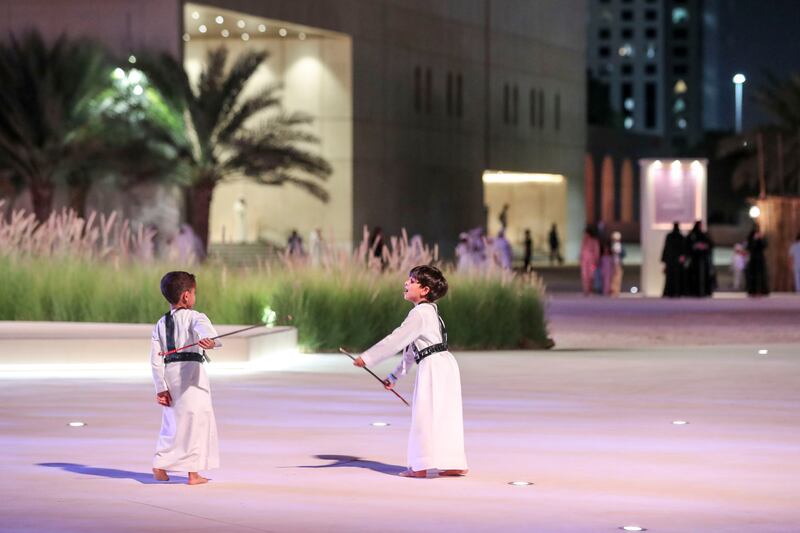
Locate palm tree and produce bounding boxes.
[718,73,800,195]
[0,31,111,221]
[134,47,332,255]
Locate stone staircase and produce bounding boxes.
[207,242,284,267]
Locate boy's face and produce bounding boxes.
[403,276,430,304]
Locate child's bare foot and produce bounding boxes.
[398,469,427,478]
[187,472,208,485]
[439,469,469,477]
[152,468,169,481]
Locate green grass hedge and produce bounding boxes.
[0,258,550,351]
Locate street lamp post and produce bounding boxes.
[733,73,746,133]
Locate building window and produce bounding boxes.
[645,82,656,128]
[414,67,422,112]
[456,74,463,118]
[673,46,688,58]
[425,68,432,114]
[539,90,545,128]
[676,117,688,130]
[618,43,634,57]
[673,98,686,113]
[673,28,688,39]
[673,64,688,75]
[599,28,611,39]
[645,27,657,38]
[674,79,688,94]
[672,7,689,24]
[503,83,509,124]
[599,46,611,58]
[624,97,634,111]
[646,44,656,59]
[622,28,633,39]
[645,64,657,75]
[645,9,658,21]
[621,10,633,21]
[624,117,634,129]
[554,93,561,131]
[512,85,519,125]
[529,88,537,126]
[621,64,633,75]
[446,72,453,116]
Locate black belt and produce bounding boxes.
[413,342,448,363]
[164,352,206,364]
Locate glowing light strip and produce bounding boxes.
[482,171,565,184]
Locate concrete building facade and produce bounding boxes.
[2,0,587,259]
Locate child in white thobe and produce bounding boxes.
[150,271,221,485]
[355,265,468,478]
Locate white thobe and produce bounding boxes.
[361,303,468,472]
[150,309,220,472]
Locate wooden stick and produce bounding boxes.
[159,325,292,356]
[339,348,410,407]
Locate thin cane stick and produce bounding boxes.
[159,325,293,356]
[339,348,410,407]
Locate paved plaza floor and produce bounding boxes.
[1,296,799,532]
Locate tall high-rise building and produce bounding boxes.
[588,0,704,150]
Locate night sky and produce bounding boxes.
[711,0,800,131]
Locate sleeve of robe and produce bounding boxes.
[192,312,222,349]
[360,307,423,370]
[150,323,168,393]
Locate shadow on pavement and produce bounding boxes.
[37,462,188,484]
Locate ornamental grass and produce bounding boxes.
[0,206,551,351]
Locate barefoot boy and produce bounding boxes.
[150,271,220,485]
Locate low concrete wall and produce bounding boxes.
[0,322,297,365]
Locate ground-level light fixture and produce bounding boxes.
[241,33,250,41]
[182,33,190,42]
[620,527,647,532]
[299,32,307,40]
[198,24,207,33]
[237,19,246,28]
[749,205,761,219]
[191,11,199,20]
[630,286,639,294]
[128,55,136,64]
[508,481,533,486]
[215,15,224,24]
[758,349,768,355]
[221,29,230,38]
[371,422,390,427]
[279,28,288,37]
[672,420,689,425]
[68,421,86,427]
[258,24,267,32]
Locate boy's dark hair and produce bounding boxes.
[409,265,448,302]
[160,271,196,304]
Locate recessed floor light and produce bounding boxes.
[758,349,768,355]
[68,422,86,427]
[508,481,533,486]
[672,420,689,425]
[215,15,224,24]
[620,527,646,532]
[371,422,390,427]
[279,28,288,37]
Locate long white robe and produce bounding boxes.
[361,303,468,472]
[150,309,220,472]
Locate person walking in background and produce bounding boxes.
[687,221,714,297]
[661,222,686,297]
[789,233,800,292]
[579,224,600,296]
[731,243,748,291]
[746,224,769,296]
[523,229,533,272]
[493,230,513,270]
[498,204,509,231]
[610,231,625,296]
[548,223,563,265]
[599,241,614,295]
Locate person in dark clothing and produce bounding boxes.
[368,226,386,269]
[661,222,686,297]
[686,221,714,297]
[746,224,769,296]
[523,229,533,272]
[548,223,563,265]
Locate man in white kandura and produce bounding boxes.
[150,271,221,485]
[354,265,468,478]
